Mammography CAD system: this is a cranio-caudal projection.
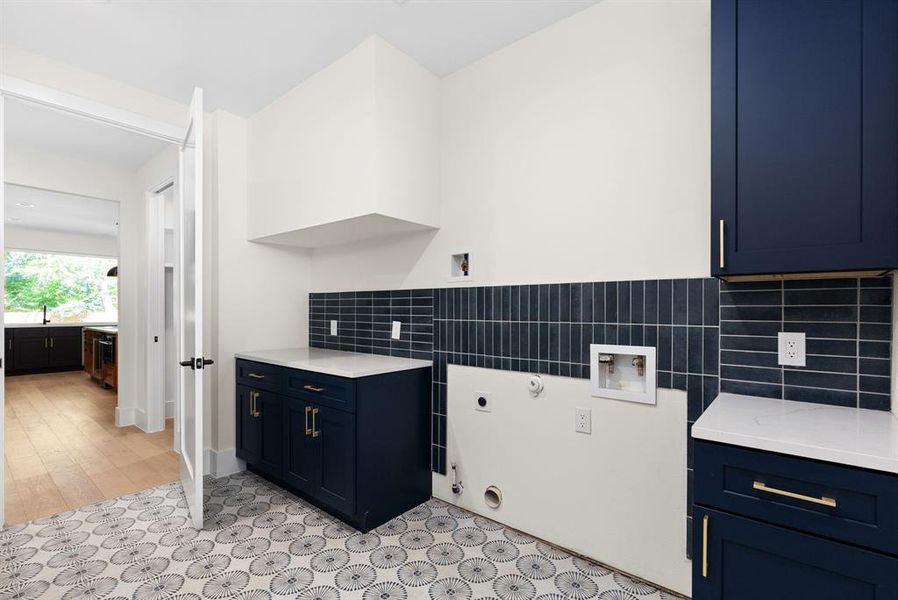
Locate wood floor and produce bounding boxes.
[4,371,178,527]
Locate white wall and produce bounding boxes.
[311,0,711,290]
[210,110,312,455]
[437,366,690,596]
[5,225,117,257]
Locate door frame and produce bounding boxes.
[146,178,176,434]
[0,75,187,526]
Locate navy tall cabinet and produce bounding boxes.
[711,0,898,277]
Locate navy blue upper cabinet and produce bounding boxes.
[712,0,898,277]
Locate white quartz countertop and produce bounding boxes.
[5,322,118,329]
[693,393,898,474]
[234,348,432,378]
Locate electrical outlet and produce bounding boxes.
[778,331,806,367]
[330,320,338,336]
[574,407,592,434]
[391,321,402,340]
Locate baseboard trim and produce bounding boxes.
[204,448,245,479]
[164,400,175,419]
[115,406,136,427]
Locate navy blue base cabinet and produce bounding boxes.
[711,0,898,277]
[236,359,432,532]
[693,441,898,599]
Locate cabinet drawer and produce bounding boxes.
[50,327,82,338]
[283,369,356,413]
[695,440,898,555]
[236,360,282,392]
[13,328,47,339]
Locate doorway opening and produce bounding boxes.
[0,79,207,529]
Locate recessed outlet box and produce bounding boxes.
[590,344,657,405]
[778,331,806,367]
[475,391,492,412]
[449,252,472,281]
[575,407,592,434]
[330,320,338,336]
[391,320,402,340]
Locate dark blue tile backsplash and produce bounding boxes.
[310,275,892,474]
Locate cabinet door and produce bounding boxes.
[235,386,261,464]
[693,507,898,600]
[48,335,82,368]
[712,0,898,276]
[13,334,48,371]
[4,330,14,372]
[283,397,319,497]
[255,391,284,477]
[315,405,356,516]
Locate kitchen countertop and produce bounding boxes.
[235,348,432,378]
[693,393,898,474]
[84,326,118,335]
[5,322,118,329]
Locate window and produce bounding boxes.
[4,251,118,324]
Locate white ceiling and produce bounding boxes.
[5,184,119,238]
[5,99,171,170]
[0,0,598,116]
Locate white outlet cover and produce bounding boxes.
[391,321,402,340]
[330,320,338,336]
[575,407,592,434]
[777,331,806,367]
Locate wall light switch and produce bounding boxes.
[778,331,806,367]
[391,321,402,340]
[330,320,338,336]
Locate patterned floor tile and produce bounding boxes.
[0,472,686,599]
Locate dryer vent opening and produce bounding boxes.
[484,486,502,509]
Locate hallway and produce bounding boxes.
[4,371,178,526]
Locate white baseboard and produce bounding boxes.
[164,400,175,419]
[115,406,136,427]
[203,448,245,479]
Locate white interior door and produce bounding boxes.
[178,88,207,529]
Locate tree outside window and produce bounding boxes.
[4,251,118,324]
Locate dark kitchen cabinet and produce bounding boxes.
[6,327,84,374]
[693,440,898,599]
[693,507,898,599]
[236,386,261,464]
[4,330,13,370]
[236,358,431,532]
[12,328,50,371]
[711,0,898,277]
[235,386,284,478]
[48,329,83,368]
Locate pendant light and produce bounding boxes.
[107,266,118,277]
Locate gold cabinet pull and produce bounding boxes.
[752,481,836,508]
[250,391,261,418]
[719,219,725,269]
[50,338,54,349]
[304,384,325,393]
[247,373,265,379]
[702,514,709,578]
[312,407,320,438]
[304,406,312,436]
